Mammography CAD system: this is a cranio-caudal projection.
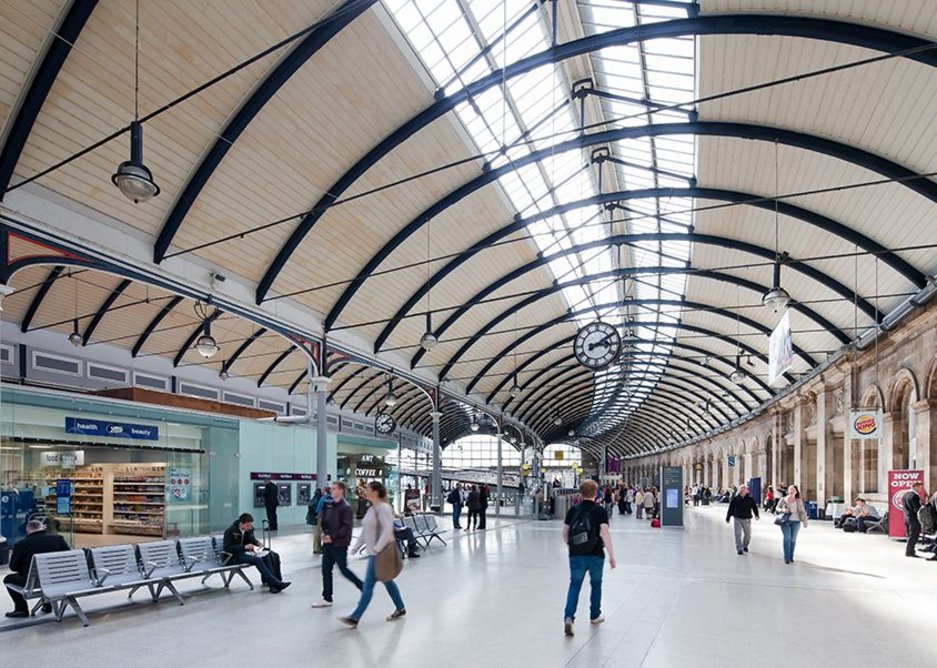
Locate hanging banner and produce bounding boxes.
[767,310,793,387]
[887,469,924,537]
[849,411,883,439]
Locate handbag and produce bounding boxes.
[374,508,403,582]
[774,512,792,526]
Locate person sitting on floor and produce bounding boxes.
[222,512,291,593]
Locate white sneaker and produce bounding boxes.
[311,599,333,608]
[590,615,605,625]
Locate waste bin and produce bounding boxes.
[806,501,818,520]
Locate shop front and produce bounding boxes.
[336,434,397,516]
[1,385,238,549]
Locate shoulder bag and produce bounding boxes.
[374,507,403,582]
[774,501,792,525]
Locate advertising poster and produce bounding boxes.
[887,469,924,537]
[167,467,191,502]
[768,310,793,387]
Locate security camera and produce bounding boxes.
[211,272,226,284]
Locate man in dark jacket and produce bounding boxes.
[223,513,290,592]
[4,520,69,618]
[903,482,925,558]
[312,482,362,608]
[263,479,279,530]
[726,484,760,555]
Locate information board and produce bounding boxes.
[660,466,684,527]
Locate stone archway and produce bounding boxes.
[888,370,919,471]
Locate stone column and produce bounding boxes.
[913,400,936,489]
[793,402,804,492]
[843,381,856,503]
[881,412,897,492]
[771,413,781,488]
[496,426,503,517]
[816,388,834,505]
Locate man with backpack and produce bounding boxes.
[447,484,464,529]
[562,479,616,637]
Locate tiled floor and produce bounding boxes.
[2,506,936,667]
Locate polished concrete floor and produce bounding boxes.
[3,505,936,667]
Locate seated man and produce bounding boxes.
[853,498,880,533]
[4,520,69,618]
[393,516,421,558]
[222,513,290,593]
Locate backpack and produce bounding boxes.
[919,503,937,535]
[446,489,461,505]
[650,518,661,528]
[567,505,600,555]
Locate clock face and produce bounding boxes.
[573,321,621,370]
[375,412,397,435]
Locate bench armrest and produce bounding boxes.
[93,567,112,587]
[182,555,202,572]
[143,561,158,578]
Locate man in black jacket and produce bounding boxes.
[903,482,925,558]
[4,520,69,618]
[312,482,362,608]
[263,479,279,530]
[726,484,760,555]
[223,513,290,592]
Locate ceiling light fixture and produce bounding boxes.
[763,140,789,313]
[68,319,82,347]
[193,300,219,359]
[219,369,229,381]
[112,0,159,203]
[419,219,437,351]
[730,354,745,384]
[384,378,398,408]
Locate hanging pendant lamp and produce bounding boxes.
[420,312,437,351]
[384,378,398,407]
[113,0,159,203]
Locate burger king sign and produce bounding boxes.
[849,411,882,439]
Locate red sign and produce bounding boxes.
[887,469,924,537]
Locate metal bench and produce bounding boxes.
[33,550,116,626]
[179,536,253,590]
[4,556,45,617]
[87,544,163,604]
[865,512,889,534]
[135,540,189,605]
[422,514,447,546]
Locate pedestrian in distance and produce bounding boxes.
[726,483,760,555]
[312,482,363,609]
[466,485,481,530]
[902,481,926,558]
[562,479,616,637]
[447,484,463,529]
[263,477,279,531]
[339,481,407,628]
[635,488,645,519]
[478,484,490,530]
[775,484,808,564]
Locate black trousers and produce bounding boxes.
[321,545,362,602]
[4,572,27,612]
[478,507,488,529]
[467,509,479,529]
[906,518,921,555]
[265,503,278,530]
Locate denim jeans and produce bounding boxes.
[350,555,405,620]
[563,555,604,621]
[452,504,462,528]
[235,551,278,585]
[780,521,801,561]
[322,544,363,602]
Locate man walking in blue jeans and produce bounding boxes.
[562,479,616,637]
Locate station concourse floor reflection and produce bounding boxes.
[2,505,936,667]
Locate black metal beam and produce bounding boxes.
[133,295,184,357]
[153,0,376,261]
[258,14,937,304]
[81,278,131,345]
[327,121,932,329]
[0,0,98,195]
[221,328,268,375]
[20,265,64,332]
[257,346,297,387]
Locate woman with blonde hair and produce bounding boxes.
[775,484,808,564]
